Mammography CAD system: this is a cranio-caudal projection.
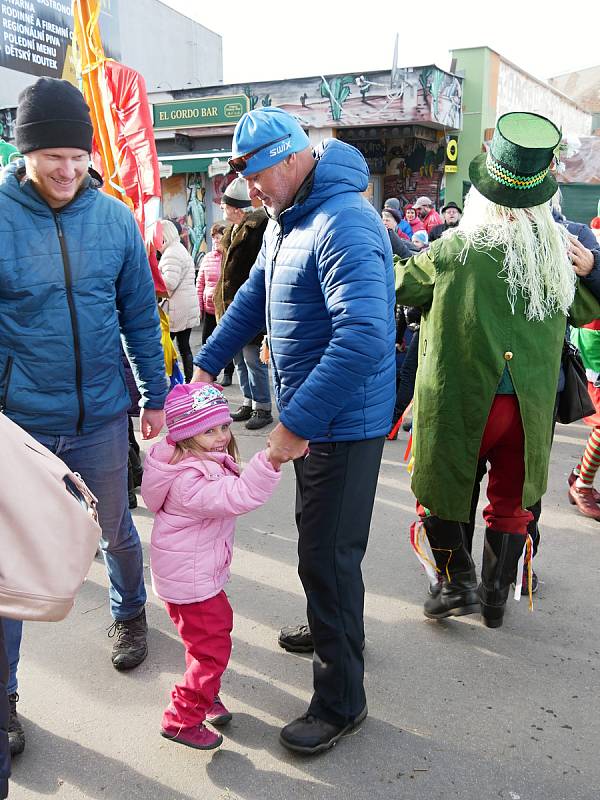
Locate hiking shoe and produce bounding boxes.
[8,693,25,756]
[108,608,148,670]
[231,405,252,422]
[280,705,367,755]
[219,374,233,387]
[160,722,223,750]
[206,696,232,726]
[278,624,314,653]
[245,410,273,430]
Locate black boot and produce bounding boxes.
[480,529,526,628]
[8,692,25,756]
[421,517,479,619]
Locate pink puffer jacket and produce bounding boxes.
[196,248,222,316]
[141,439,281,604]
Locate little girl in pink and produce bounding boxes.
[141,382,280,750]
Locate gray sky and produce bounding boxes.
[161,0,598,85]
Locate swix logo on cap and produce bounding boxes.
[269,140,291,159]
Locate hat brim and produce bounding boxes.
[468,153,557,209]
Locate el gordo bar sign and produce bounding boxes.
[153,95,249,130]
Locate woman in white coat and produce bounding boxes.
[159,220,200,381]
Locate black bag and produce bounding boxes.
[557,342,595,424]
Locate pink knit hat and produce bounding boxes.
[164,383,232,443]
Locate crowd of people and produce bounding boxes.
[1,78,600,789]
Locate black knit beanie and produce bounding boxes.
[16,77,93,155]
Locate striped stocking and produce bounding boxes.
[576,426,600,487]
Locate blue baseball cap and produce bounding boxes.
[229,107,310,177]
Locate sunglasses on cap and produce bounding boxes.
[228,134,291,174]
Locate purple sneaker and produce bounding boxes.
[206,696,232,726]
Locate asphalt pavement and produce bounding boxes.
[8,376,600,800]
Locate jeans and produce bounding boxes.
[2,413,147,694]
[1,619,20,696]
[233,343,271,410]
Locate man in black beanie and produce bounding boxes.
[0,77,168,756]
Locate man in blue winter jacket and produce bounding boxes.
[0,78,167,756]
[192,107,396,754]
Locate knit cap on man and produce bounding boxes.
[165,383,232,443]
[15,77,94,155]
[222,177,251,209]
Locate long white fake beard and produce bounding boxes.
[451,187,575,321]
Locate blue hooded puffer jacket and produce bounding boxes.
[0,161,167,435]
[196,139,396,441]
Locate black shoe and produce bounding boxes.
[280,706,368,754]
[108,608,148,670]
[231,405,253,422]
[278,624,314,653]
[8,692,25,756]
[245,410,273,430]
[220,374,232,387]
[424,569,480,619]
[278,624,366,653]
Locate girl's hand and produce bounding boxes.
[265,446,281,472]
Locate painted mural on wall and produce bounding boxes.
[187,175,206,265]
[177,67,462,131]
[337,126,447,206]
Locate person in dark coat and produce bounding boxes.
[428,201,462,241]
[382,208,415,258]
[213,178,272,430]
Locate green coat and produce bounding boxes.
[396,233,600,521]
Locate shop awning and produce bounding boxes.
[157,152,232,175]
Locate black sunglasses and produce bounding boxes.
[228,134,291,174]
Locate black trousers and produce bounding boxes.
[170,329,194,383]
[293,437,385,726]
[201,313,234,377]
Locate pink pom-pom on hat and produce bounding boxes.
[164,383,232,443]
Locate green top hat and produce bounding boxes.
[469,112,561,208]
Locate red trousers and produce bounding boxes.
[478,395,533,535]
[162,591,233,729]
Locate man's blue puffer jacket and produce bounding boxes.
[0,162,167,435]
[196,139,396,441]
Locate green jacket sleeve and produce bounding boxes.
[568,281,600,327]
[395,250,436,307]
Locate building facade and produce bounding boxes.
[150,66,463,256]
[445,47,593,222]
[0,0,222,135]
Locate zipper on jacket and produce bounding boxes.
[54,214,85,433]
[0,355,14,412]
[266,227,285,398]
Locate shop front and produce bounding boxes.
[151,65,462,258]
